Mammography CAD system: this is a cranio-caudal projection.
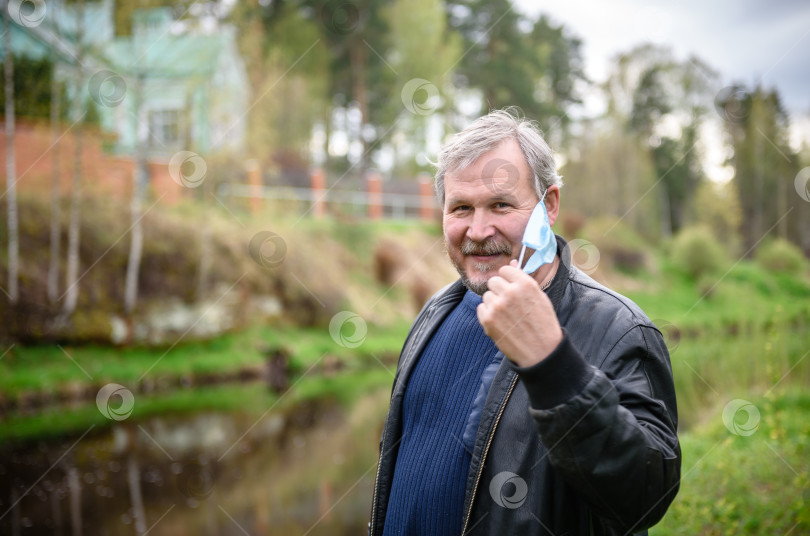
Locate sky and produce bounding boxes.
[511,0,810,180]
[514,0,810,120]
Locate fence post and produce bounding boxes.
[367,171,383,220]
[310,167,326,219]
[246,159,262,214]
[419,173,436,222]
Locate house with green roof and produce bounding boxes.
[104,7,249,157]
[3,0,249,159]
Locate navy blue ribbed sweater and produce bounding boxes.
[383,290,499,536]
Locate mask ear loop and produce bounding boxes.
[517,188,548,269]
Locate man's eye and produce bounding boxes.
[454,205,471,212]
[494,202,511,209]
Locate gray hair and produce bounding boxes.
[434,108,563,207]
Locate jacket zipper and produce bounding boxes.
[369,421,385,535]
[460,373,519,535]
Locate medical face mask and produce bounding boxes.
[518,190,557,274]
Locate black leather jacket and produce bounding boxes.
[369,236,681,535]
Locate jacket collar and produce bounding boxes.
[546,234,571,311]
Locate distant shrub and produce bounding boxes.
[559,211,586,239]
[579,217,650,274]
[755,239,807,277]
[374,239,405,286]
[670,226,726,280]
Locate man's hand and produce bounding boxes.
[477,260,563,367]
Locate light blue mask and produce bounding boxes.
[518,191,557,274]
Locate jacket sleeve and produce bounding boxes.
[514,325,681,532]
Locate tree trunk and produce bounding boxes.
[4,7,19,303]
[349,38,368,175]
[67,466,82,536]
[50,483,63,536]
[127,453,148,536]
[48,61,62,304]
[125,76,147,314]
[777,172,787,239]
[124,162,146,313]
[196,176,212,300]
[658,182,672,239]
[323,106,331,172]
[10,487,20,536]
[63,0,85,315]
[750,128,764,254]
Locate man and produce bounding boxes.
[369,109,680,535]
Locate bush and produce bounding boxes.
[755,239,807,276]
[559,211,586,239]
[670,226,727,280]
[578,217,650,274]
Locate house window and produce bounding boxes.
[148,110,181,148]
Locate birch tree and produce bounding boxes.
[63,0,85,315]
[48,62,62,303]
[3,4,19,303]
[124,73,146,313]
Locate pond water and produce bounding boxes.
[0,396,384,535]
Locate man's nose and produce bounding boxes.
[467,211,495,242]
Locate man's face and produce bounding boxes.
[442,139,540,295]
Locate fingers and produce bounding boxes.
[488,260,534,298]
[475,302,488,330]
[498,262,529,282]
[485,274,508,294]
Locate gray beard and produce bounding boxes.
[458,268,490,296]
[447,238,512,296]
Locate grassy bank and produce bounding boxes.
[2,204,809,534]
[653,388,810,534]
[0,320,410,441]
[2,243,809,438]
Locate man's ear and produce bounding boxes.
[545,185,560,226]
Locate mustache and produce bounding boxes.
[460,238,512,256]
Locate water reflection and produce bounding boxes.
[0,396,384,535]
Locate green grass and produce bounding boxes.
[292,367,395,406]
[622,257,810,335]
[612,257,810,534]
[0,320,409,443]
[669,317,809,430]
[2,243,809,536]
[0,365,396,443]
[0,384,280,443]
[0,321,410,400]
[653,388,810,535]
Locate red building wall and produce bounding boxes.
[0,118,182,204]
